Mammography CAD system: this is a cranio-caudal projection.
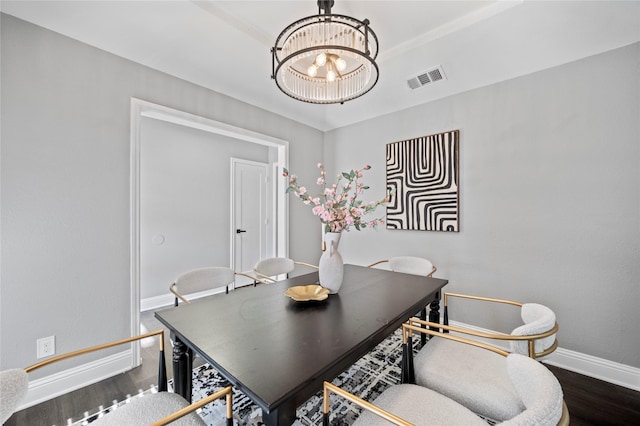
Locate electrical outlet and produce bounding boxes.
[37,335,55,359]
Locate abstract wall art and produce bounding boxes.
[386,130,460,232]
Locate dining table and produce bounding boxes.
[154,263,448,425]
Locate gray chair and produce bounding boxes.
[0,330,233,426]
[169,266,265,305]
[253,257,318,284]
[323,325,569,426]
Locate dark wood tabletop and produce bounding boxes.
[155,263,448,425]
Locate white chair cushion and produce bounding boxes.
[91,392,206,426]
[0,369,28,424]
[501,354,564,426]
[414,336,525,422]
[175,267,235,295]
[352,383,486,426]
[511,303,557,356]
[254,257,295,277]
[388,256,434,276]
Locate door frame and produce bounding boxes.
[129,98,288,366]
[230,158,272,287]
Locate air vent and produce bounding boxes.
[407,65,447,90]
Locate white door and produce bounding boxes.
[232,159,270,286]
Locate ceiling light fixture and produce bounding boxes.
[271,0,379,105]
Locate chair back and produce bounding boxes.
[501,354,564,426]
[254,257,295,278]
[0,369,29,424]
[510,303,557,357]
[174,267,235,297]
[389,256,436,277]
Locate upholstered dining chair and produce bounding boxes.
[405,303,558,423]
[368,256,437,345]
[253,257,318,284]
[322,325,569,426]
[0,330,233,426]
[169,266,266,306]
[367,256,437,277]
[440,292,559,358]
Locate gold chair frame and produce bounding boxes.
[367,259,437,277]
[440,292,559,359]
[170,271,268,305]
[25,330,233,425]
[253,260,318,283]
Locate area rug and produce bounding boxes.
[191,328,410,426]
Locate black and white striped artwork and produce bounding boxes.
[386,130,459,232]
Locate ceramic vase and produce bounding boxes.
[318,232,344,294]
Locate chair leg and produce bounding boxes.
[420,307,427,347]
[322,412,330,426]
[401,335,415,384]
[443,305,449,333]
[158,348,168,392]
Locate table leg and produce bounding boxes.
[262,399,297,426]
[429,291,441,332]
[419,307,427,347]
[172,336,192,402]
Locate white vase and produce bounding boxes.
[319,232,344,294]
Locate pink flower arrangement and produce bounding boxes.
[283,163,390,233]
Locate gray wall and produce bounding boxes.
[325,42,640,368]
[139,118,270,300]
[0,14,323,376]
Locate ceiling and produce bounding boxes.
[1,1,639,131]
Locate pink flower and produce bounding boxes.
[285,163,387,233]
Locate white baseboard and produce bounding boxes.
[19,349,133,410]
[543,347,640,391]
[141,293,175,311]
[448,320,640,392]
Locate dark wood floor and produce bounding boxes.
[5,312,639,425]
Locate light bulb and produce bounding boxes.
[307,65,318,77]
[326,69,336,82]
[316,53,327,67]
[335,57,347,71]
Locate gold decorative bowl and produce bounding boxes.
[284,285,330,302]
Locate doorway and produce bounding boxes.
[130,98,289,366]
[232,159,270,286]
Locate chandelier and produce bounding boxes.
[271,0,379,105]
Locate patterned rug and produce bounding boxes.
[192,328,410,426]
